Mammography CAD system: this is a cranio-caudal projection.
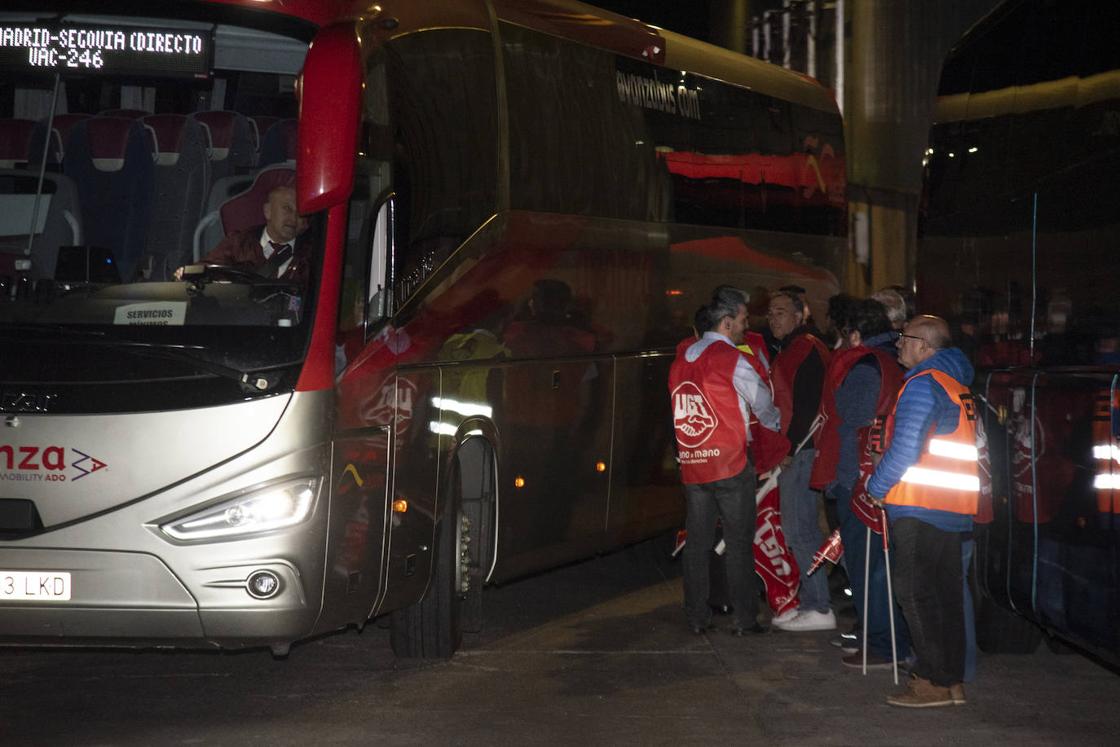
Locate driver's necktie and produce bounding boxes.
[264,241,293,278]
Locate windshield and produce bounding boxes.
[0,8,322,391]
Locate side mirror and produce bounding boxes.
[366,196,394,331]
[297,25,362,213]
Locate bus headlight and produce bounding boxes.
[160,477,319,541]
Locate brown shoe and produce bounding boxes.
[949,683,966,706]
[886,676,954,708]
[842,651,894,670]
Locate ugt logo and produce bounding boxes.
[671,381,718,448]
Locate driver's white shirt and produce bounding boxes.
[260,228,293,277]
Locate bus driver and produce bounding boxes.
[175,185,310,281]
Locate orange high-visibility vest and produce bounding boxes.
[1092,389,1119,514]
[883,369,979,515]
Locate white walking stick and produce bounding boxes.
[755,412,825,506]
[713,414,826,555]
[861,525,871,675]
[881,510,900,685]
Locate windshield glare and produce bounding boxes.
[0,12,321,352]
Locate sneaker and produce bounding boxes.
[773,609,837,632]
[949,683,966,706]
[886,676,954,708]
[770,608,798,626]
[830,629,861,654]
[841,651,894,670]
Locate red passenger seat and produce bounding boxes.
[249,115,281,159]
[63,116,156,280]
[190,110,255,182]
[142,114,210,278]
[0,118,37,169]
[46,114,92,162]
[258,118,298,167]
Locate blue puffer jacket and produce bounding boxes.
[867,346,974,531]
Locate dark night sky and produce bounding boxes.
[591,1,711,42]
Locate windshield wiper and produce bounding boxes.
[0,323,109,339]
[1,329,278,392]
[112,342,279,392]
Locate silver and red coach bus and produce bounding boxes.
[0,0,845,657]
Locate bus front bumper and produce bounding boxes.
[0,547,319,649]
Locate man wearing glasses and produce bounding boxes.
[866,315,979,708]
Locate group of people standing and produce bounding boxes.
[669,284,981,709]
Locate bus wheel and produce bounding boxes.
[389,500,463,659]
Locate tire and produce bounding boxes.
[390,500,463,659]
[976,594,1042,654]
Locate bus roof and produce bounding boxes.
[658,28,838,113]
[201,0,838,115]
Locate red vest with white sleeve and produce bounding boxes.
[669,338,750,485]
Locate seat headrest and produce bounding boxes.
[219,166,296,236]
[259,118,299,167]
[190,110,253,164]
[0,118,36,167]
[79,117,153,172]
[142,114,190,166]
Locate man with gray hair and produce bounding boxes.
[669,289,781,636]
[872,288,909,332]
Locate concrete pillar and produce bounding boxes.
[843,0,1001,294]
[710,0,749,54]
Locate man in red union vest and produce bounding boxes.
[867,315,979,708]
[812,298,911,668]
[669,288,781,636]
[767,289,834,632]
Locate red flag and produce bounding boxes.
[753,476,800,616]
[808,528,844,575]
[850,427,886,534]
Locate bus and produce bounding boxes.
[919,0,1119,663]
[0,0,845,658]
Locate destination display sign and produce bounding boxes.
[0,23,212,78]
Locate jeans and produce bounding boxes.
[891,517,966,687]
[962,538,976,683]
[833,484,911,660]
[779,448,829,613]
[683,467,759,630]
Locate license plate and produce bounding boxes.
[0,571,72,601]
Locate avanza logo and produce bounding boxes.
[671,381,718,449]
[0,444,108,483]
